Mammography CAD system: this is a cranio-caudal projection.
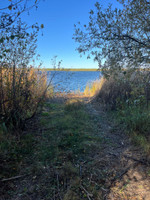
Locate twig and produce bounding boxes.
[124,155,149,165]
[80,185,93,200]
[40,127,55,132]
[109,166,131,188]
[1,174,27,182]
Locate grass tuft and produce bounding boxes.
[84,78,105,96]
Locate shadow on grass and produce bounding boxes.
[1,97,150,200]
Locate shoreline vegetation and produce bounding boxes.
[0,70,150,199]
[40,68,149,72]
[0,0,150,199]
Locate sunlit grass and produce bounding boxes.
[84,77,105,96]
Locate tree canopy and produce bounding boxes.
[73,0,150,74]
[0,0,43,63]
[0,0,41,29]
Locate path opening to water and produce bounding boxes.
[1,95,150,200]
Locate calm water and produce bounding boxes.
[47,71,102,92]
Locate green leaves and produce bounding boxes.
[73,0,150,74]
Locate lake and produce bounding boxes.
[47,71,102,92]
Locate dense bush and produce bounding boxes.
[95,70,150,151]
[97,70,150,110]
[0,19,49,132]
[0,67,48,131]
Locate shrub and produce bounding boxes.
[96,70,150,110]
[0,19,53,132]
[0,67,48,132]
[95,70,150,151]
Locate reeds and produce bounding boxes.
[0,66,49,132]
[96,71,150,110]
[84,77,105,96]
[93,70,150,152]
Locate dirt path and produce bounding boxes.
[86,99,150,200]
[1,96,150,200]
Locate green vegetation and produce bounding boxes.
[73,0,150,154]
[1,99,103,199]
[73,0,149,73]
[95,71,150,153]
[0,0,150,199]
[0,6,48,132]
[117,105,150,152]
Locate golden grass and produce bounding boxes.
[84,77,106,97]
[0,66,51,129]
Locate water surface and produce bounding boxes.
[47,71,102,92]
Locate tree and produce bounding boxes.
[0,0,42,30]
[73,0,150,75]
[0,19,39,127]
[0,1,45,130]
[0,0,43,52]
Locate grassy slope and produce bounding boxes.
[1,96,150,200]
[0,98,103,200]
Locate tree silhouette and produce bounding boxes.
[73,0,150,74]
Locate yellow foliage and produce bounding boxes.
[84,77,106,97]
[0,66,49,127]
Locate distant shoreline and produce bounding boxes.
[41,68,100,72]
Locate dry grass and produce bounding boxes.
[96,71,150,110]
[0,66,50,131]
[93,70,150,153]
[84,77,106,97]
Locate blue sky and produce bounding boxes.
[1,0,121,69]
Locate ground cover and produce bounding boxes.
[0,95,150,200]
[0,97,103,199]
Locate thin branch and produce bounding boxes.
[80,185,93,200]
[114,33,150,48]
[0,0,24,11]
[1,174,27,182]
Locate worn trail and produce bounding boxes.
[1,96,150,200]
[86,99,150,200]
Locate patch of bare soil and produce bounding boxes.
[86,98,150,200]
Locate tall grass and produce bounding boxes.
[94,70,150,152]
[0,66,55,186]
[0,66,49,132]
[96,71,150,110]
[84,77,105,96]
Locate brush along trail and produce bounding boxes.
[1,96,150,200]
